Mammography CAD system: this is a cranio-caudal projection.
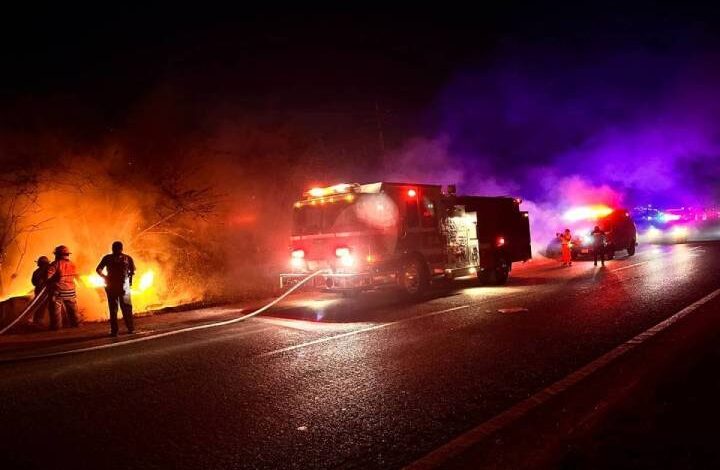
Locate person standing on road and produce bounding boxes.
[591,225,607,267]
[46,245,80,330]
[96,241,136,337]
[30,256,50,328]
[559,228,573,266]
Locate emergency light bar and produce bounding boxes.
[563,205,614,222]
[305,183,359,198]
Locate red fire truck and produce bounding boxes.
[280,182,532,297]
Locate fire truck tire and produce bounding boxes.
[481,257,509,285]
[399,256,429,298]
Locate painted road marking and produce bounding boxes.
[406,287,720,469]
[260,305,471,357]
[256,317,367,332]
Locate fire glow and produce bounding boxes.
[81,269,158,317]
[83,270,155,294]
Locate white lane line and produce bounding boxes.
[611,260,652,272]
[407,287,720,469]
[256,317,363,332]
[260,305,471,357]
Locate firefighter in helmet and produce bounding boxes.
[30,256,50,327]
[46,245,80,330]
[558,228,573,266]
[96,241,136,336]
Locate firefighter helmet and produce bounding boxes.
[36,256,49,266]
[53,245,71,256]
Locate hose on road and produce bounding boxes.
[0,287,48,335]
[0,269,329,359]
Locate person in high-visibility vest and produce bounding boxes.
[559,228,573,266]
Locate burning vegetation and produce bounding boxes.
[0,155,223,320]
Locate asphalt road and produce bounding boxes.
[1,243,719,469]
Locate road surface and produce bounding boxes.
[1,243,719,469]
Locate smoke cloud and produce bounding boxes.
[2,28,719,312]
[380,44,720,249]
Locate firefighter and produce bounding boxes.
[96,241,136,336]
[46,245,80,330]
[591,225,607,267]
[30,256,50,327]
[558,228,573,266]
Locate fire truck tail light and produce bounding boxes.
[407,188,417,198]
[496,236,506,247]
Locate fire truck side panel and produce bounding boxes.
[455,196,532,268]
[381,184,446,272]
[513,211,532,261]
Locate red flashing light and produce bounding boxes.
[407,188,417,198]
[496,236,506,247]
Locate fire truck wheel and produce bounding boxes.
[481,258,509,285]
[399,256,429,297]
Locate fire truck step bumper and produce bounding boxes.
[280,272,383,291]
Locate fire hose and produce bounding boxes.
[0,269,329,358]
[0,287,49,335]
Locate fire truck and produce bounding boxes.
[280,182,532,297]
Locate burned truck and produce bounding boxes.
[280,182,531,297]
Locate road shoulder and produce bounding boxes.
[408,288,720,469]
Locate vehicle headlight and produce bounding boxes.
[335,247,355,267]
[290,249,305,269]
[671,226,688,239]
[646,227,662,240]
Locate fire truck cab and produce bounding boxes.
[280,182,531,297]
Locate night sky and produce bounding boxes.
[2,3,720,205]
